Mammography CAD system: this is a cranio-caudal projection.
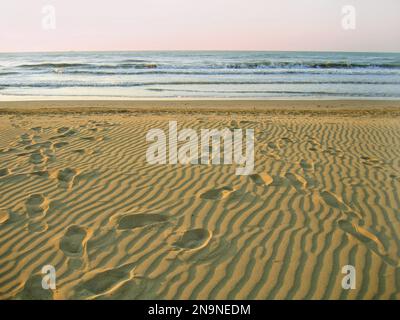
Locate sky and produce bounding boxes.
[0,0,399,52]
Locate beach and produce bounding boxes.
[0,100,400,299]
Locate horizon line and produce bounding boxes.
[0,49,399,55]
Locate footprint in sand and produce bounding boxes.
[304,176,318,189]
[339,220,383,250]
[299,159,314,171]
[252,174,289,188]
[24,141,53,151]
[338,219,398,267]
[72,149,86,155]
[72,148,95,156]
[29,150,48,165]
[319,190,348,211]
[17,274,53,300]
[86,228,118,260]
[63,129,78,137]
[51,128,77,139]
[319,190,362,219]
[30,169,53,179]
[16,151,32,157]
[285,172,307,192]
[2,147,19,154]
[0,168,11,177]
[81,136,105,142]
[116,213,168,230]
[60,225,88,257]
[54,141,69,149]
[81,136,97,141]
[57,168,79,188]
[200,186,234,200]
[249,173,273,186]
[26,194,49,219]
[30,127,43,133]
[72,262,138,299]
[19,133,34,145]
[267,142,279,150]
[28,220,49,233]
[0,209,10,224]
[174,228,212,250]
[57,127,71,134]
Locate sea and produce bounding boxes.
[0,51,399,100]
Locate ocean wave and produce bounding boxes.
[225,61,400,69]
[104,63,158,69]
[3,87,398,99]
[14,60,400,71]
[0,72,18,76]
[61,69,400,76]
[120,59,148,63]
[146,88,400,97]
[3,51,400,99]
[1,80,399,88]
[17,62,89,69]
[16,62,158,70]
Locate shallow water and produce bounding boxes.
[0,51,399,100]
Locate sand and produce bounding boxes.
[0,100,399,300]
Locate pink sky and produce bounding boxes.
[0,0,399,52]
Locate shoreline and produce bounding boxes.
[1,100,400,116]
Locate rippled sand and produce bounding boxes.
[0,100,400,300]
